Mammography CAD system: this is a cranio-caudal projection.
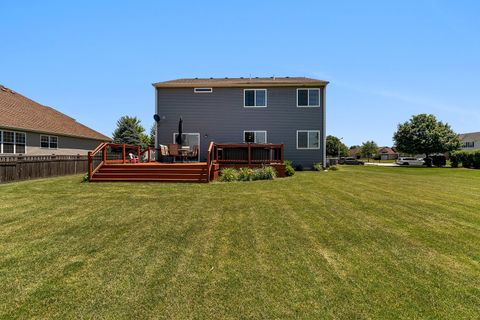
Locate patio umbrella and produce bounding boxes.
[176,117,184,145]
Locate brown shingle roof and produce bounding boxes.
[0,85,110,141]
[459,132,480,141]
[153,76,329,88]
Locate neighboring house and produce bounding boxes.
[0,85,110,155]
[153,77,328,167]
[378,146,398,160]
[459,132,480,150]
[349,147,361,159]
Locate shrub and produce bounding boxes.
[219,168,239,182]
[312,163,323,171]
[219,167,277,182]
[450,150,480,169]
[329,165,339,171]
[238,167,254,181]
[294,163,304,171]
[284,160,295,176]
[450,153,459,168]
[82,173,89,182]
[251,166,277,181]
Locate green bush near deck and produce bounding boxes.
[219,168,239,182]
[312,163,323,171]
[220,166,277,182]
[284,160,295,176]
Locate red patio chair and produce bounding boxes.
[128,152,139,163]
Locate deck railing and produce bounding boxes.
[213,143,284,165]
[88,143,154,181]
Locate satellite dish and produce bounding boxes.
[153,114,160,122]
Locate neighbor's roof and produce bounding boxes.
[153,77,329,88]
[459,132,480,141]
[0,85,110,141]
[378,147,397,154]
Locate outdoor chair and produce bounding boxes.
[168,144,179,162]
[188,145,199,161]
[128,152,139,163]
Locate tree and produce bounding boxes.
[149,123,156,147]
[393,114,460,166]
[326,135,348,157]
[112,116,148,148]
[350,145,360,150]
[360,140,378,162]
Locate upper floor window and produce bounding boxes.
[463,141,475,148]
[244,89,267,107]
[297,130,320,149]
[0,130,26,154]
[194,88,212,93]
[244,130,267,143]
[41,135,58,149]
[297,88,320,107]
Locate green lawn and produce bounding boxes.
[1,167,479,319]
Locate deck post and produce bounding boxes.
[137,146,141,162]
[102,146,106,163]
[248,144,251,165]
[148,148,151,162]
[280,144,284,162]
[122,144,126,164]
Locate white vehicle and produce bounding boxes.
[396,157,425,166]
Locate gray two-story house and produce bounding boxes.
[153,77,328,168]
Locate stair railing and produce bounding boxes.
[206,141,216,181]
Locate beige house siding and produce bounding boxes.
[0,128,104,156]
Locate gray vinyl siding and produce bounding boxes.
[156,87,326,167]
[0,128,104,155]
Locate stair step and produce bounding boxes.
[98,168,207,174]
[94,173,206,179]
[90,177,208,183]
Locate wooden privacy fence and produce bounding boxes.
[0,155,88,183]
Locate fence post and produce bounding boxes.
[122,144,126,164]
[88,152,93,181]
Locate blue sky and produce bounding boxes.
[1,0,479,147]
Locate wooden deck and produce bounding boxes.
[88,142,285,183]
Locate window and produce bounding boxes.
[0,130,26,154]
[463,141,475,148]
[243,131,267,143]
[41,135,49,148]
[15,132,26,153]
[40,135,58,149]
[244,89,267,107]
[194,88,212,93]
[296,130,320,149]
[297,88,320,107]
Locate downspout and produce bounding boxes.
[322,85,327,168]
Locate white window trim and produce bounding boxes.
[296,88,321,108]
[194,88,213,93]
[296,130,321,150]
[243,89,267,108]
[40,135,59,149]
[172,132,201,161]
[0,130,27,154]
[243,130,268,144]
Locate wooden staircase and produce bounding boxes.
[90,163,209,183]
